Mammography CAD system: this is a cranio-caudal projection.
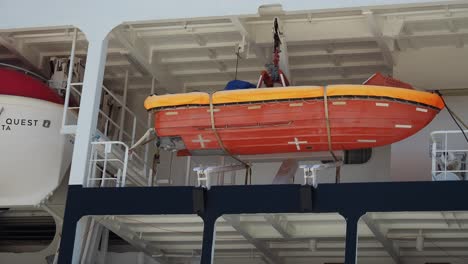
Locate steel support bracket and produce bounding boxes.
[193,187,206,215]
[299,185,313,212]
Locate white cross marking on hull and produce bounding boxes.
[288,137,308,151]
[192,134,211,148]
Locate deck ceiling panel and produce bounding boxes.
[291,64,389,76]
[165,58,261,72]
[403,34,467,48]
[2,3,467,95]
[141,31,242,46]
[142,34,208,46]
[290,52,384,66]
[252,19,374,45]
[408,20,458,33]
[156,46,239,59]
[8,209,468,263]
[28,42,86,56]
[456,19,468,29]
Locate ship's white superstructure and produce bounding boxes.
[1,1,468,264]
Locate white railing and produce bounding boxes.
[58,27,153,187]
[430,130,468,181]
[62,83,153,187]
[87,141,129,187]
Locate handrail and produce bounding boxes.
[90,141,129,187]
[0,62,48,82]
[431,130,468,142]
[102,85,147,128]
[430,130,468,181]
[60,62,152,186]
[68,83,146,147]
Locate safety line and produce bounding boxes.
[323,86,339,162]
[209,94,250,170]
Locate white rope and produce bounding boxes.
[129,128,155,151]
[323,86,338,162]
[209,94,250,168]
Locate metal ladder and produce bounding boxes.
[59,28,154,187]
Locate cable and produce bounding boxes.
[452,110,468,129]
[208,94,251,183]
[234,46,241,80]
[436,90,468,145]
[323,86,342,183]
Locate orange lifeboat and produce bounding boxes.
[144,85,444,156]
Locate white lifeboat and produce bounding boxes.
[0,66,74,207]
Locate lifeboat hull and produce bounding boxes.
[147,85,443,156]
[0,67,73,207]
[0,95,73,206]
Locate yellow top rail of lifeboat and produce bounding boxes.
[144,85,444,110]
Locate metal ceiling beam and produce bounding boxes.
[455,36,465,48]
[290,61,387,70]
[252,19,374,45]
[230,16,268,63]
[129,21,235,32]
[193,35,207,46]
[182,80,258,88]
[97,217,170,264]
[151,41,238,52]
[161,54,257,64]
[361,214,402,264]
[264,215,294,239]
[289,48,382,58]
[171,60,387,76]
[446,20,458,33]
[112,27,182,91]
[39,47,126,58]
[295,77,368,86]
[363,10,395,67]
[106,60,132,67]
[399,11,468,24]
[398,28,468,39]
[172,66,263,76]
[0,54,16,60]
[136,26,239,37]
[0,35,48,78]
[223,215,284,264]
[388,229,468,238]
[21,34,87,44]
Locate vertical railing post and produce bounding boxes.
[431,140,437,179]
[118,70,129,142]
[144,77,156,184]
[131,117,137,148]
[342,212,363,264]
[444,132,448,179]
[69,36,108,186]
[185,156,192,186]
[121,144,129,187]
[87,143,97,188]
[61,28,78,132]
